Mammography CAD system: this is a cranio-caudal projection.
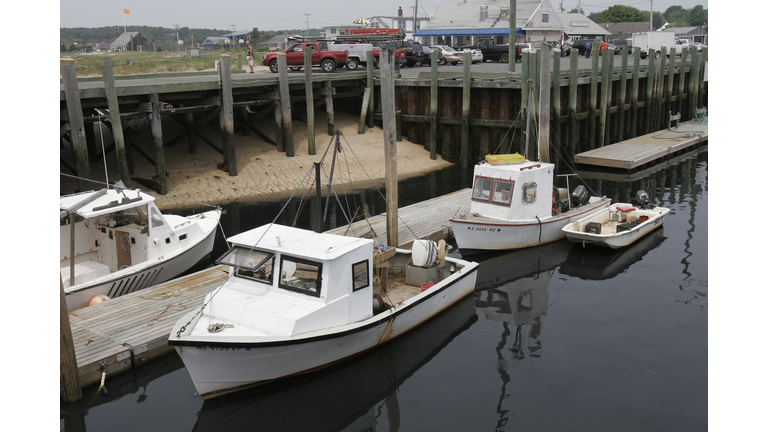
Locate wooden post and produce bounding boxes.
[552,48,561,157]
[598,49,611,148]
[366,50,375,129]
[60,278,82,402]
[461,49,471,168]
[699,47,708,107]
[277,53,294,156]
[61,59,92,191]
[149,94,168,194]
[568,51,578,157]
[644,49,655,134]
[666,47,676,124]
[304,49,316,155]
[521,51,529,111]
[630,49,640,138]
[358,87,371,134]
[588,46,599,149]
[325,80,335,135]
[678,47,688,117]
[618,48,628,141]
[538,45,551,163]
[380,48,398,248]
[274,101,284,152]
[185,111,198,154]
[656,47,667,132]
[689,48,701,119]
[430,49,438,160]
[218,54,237,175]
[98,57,131,188]
[509,0,516,73]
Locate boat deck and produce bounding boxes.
[574,122,707,170]
[66,189,472,390]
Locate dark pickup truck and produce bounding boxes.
[377,40,426,67]
[459,38,519,63]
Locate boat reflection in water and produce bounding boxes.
[191,295,477,432]
[559,226,667,281]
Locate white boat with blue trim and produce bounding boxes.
[60,184,221,311]
[168,223,478,400]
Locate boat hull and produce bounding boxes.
[450,198,611,254]
[562,204,670,249]
[169,260,478,400]
[64,209,220,310]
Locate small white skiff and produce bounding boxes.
[168,223,478,400]
[60,184,221,311]
[562,197,670,249]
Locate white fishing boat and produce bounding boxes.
[562,191,670,249]
[450,154,611,253]
[168,224,478,400]
[450,47,611,254]
[60,184,221,311]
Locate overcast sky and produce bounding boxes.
[59,0,708,31]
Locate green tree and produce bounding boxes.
[569,8,585,14]
[663,5,684,19]
[592,5,646,23]
[689,5,707,26]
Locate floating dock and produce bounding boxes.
[574,122,708,171]
[66,189,472,389]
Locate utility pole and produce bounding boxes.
[304,14,310,37]
[173,24,180,52]
[413,0,419,34]
[649,0,653,31]
[231,24,237,47]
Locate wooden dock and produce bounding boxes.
[67,189,471,389]
[573,121,707,171]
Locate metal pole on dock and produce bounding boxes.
[277,53,294,156]
[219,54,237,175]
[98,57,131,188]
[304,49,316,155]
[60,278,82,402]
[60,58,92,191]
[380,48,399,248]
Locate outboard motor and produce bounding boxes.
[571,185,590,207]
[636,190,654,209]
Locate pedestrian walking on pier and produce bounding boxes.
[585,41,591,58]
[246,41,254,73]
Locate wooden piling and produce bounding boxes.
[461,50,471,168]
[60,278,81,403]
[630,49,640,138]
[678,47,688,118]
[568,52,578,155]
[666,47,676,125]
[598,49,611,148]
[325,81,335,135]
[274,102,284,152]
[97,57,133,187]
[366,51,375,129]
[430,49,438,160]
[588,48,599,149]
[304,49,316,155]
[184,112,198,154]
[359,87,371,134]
[276,53,294,156]
[218,54,237,175]
[644,49,655,134]
[618,49,628,141]
[538,46,551,163]
[61,59,92,191]
[380,48,398,248]
[552,48,561,154]
[656,47,667,132]
[689,48,701,118]
[149,94,168,194]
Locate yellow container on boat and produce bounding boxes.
[485,154,525,165]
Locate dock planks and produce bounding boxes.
[67,188,472,389]
[573,122,708,170]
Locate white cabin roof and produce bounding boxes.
[60,188,153,219]
[228,224,372,261]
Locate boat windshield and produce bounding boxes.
[216,246,275,285]
[279,256,322,297]
[472,176,515,206]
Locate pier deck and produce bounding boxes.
[574,122,708,170]
[68,188,472,389]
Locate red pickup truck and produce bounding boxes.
[262,42,348,73]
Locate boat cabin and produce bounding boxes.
[470,157,555,221]
[60,188,174,288]
[207,224,375,337]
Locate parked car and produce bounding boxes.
[570,39,593,56]
[469,48,483,63]
[421,46,444,66]
[599,43,622,55]
[430,45,461,65]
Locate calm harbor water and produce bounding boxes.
[60,149,708,432]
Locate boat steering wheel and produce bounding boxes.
[121,233,132,251]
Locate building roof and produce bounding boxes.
[596,22,651,34]
[112,32,139,47]
[558,13,610,36]
[202,37,232,45]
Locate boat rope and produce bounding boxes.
[60,173,221,210]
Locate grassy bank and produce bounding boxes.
[60,49,267,76]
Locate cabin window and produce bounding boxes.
[352,260,370,291]
[150,207,165,228]
[216,246,275,285]
[522,182,538,204]
[542,13,549,23]
[279,256,322,297]
[472,176,514,207]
